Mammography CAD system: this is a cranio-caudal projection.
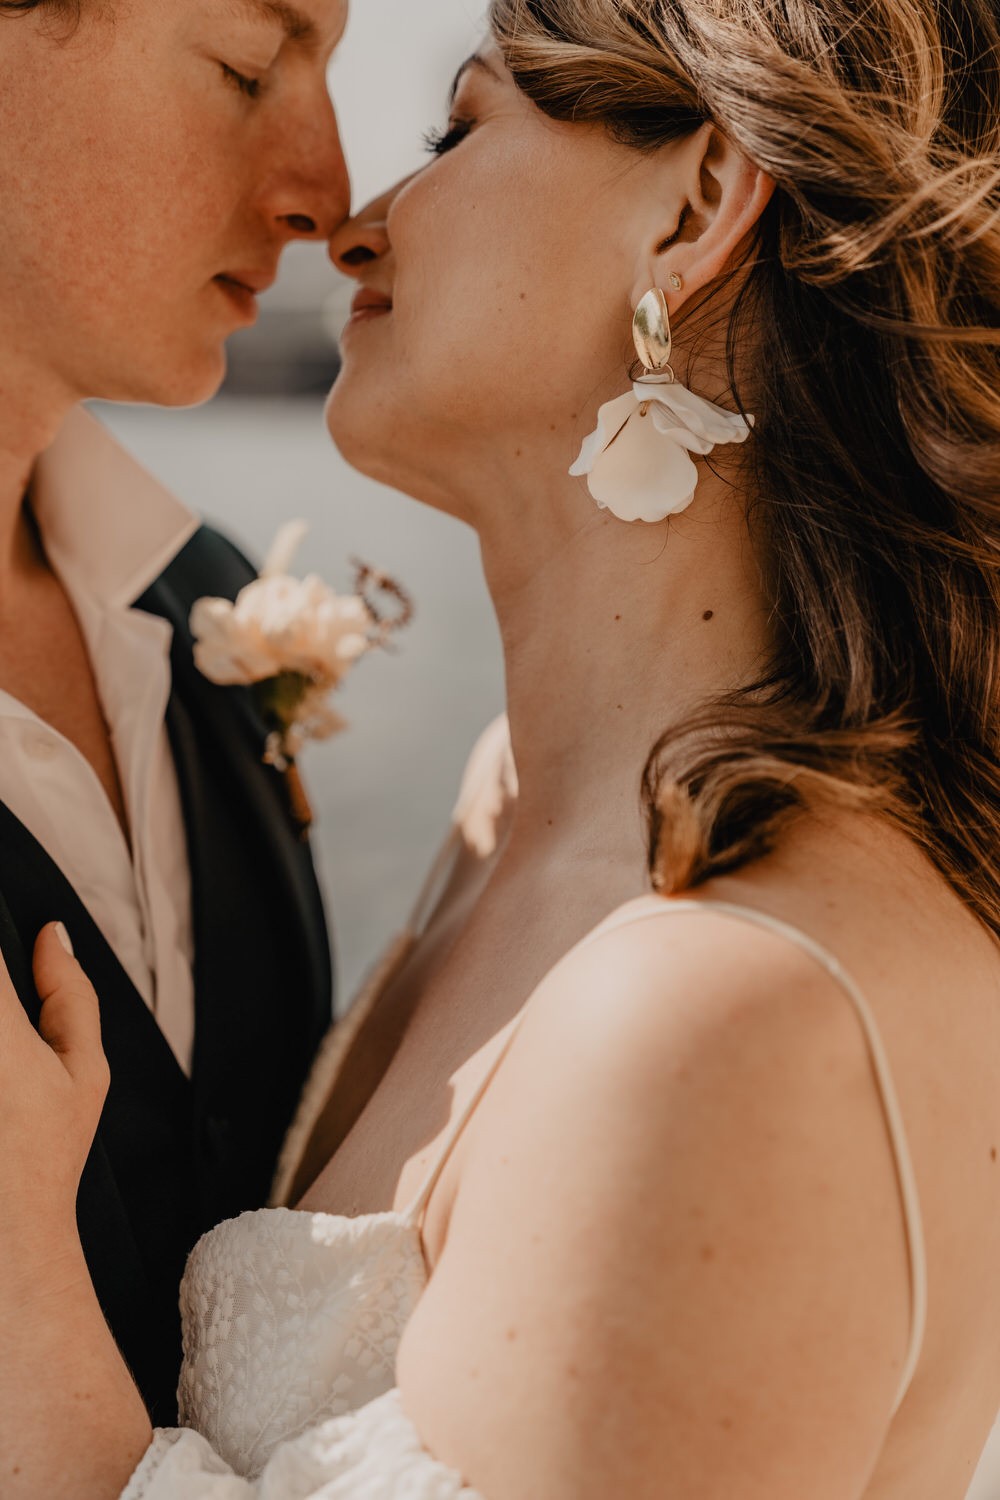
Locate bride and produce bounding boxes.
[2,0,999,1495]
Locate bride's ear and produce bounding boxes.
[638,123,775,301]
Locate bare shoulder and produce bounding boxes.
[495,891,907,1173]
[398,896,917,1500]
[532,891,874,1074]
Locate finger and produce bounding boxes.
[32,924,108,1091]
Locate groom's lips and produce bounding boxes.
[213,270,276,322]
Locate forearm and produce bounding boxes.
[0,1225,152,1500]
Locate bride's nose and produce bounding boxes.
[329,176,413,275]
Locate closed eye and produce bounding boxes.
[220,62,264,99]
[423,119,474,156]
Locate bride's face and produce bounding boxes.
[326,48,676,514]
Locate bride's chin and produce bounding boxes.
[325,386,423,489]
[325,383,373,465]
[325,390,393,483]
[324,380,487,525]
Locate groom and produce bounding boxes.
[0,0,349,1422]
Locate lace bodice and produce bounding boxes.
[123,1196,487,1498]
[176,1208,428,1478]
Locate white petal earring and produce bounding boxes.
[569,279,755,524]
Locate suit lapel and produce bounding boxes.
[137,537,331,1053]
[135,528,332,1213]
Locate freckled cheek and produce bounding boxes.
[74,79,249,255]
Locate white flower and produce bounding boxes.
[189,590,284,684]
[569,376,754,523]
[189,522,384,768]
[191,574,371,689]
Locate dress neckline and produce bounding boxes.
[188,1203,430,1286]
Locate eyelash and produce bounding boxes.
[220,62,264,100]
[423,119,473,156]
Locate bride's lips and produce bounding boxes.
[343,287,393,331]
[213,270,276,323]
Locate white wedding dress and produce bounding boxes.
[122,724,929,1500]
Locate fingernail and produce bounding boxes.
[53,922,74,957]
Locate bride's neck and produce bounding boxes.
[480,470,772,867]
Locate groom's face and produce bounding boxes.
[0,0,350,408]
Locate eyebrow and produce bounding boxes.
[448,53,502,107]
[232,0,319,47]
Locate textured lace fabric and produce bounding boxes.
[123,1202,485,1496]
[126,1387,482,1498]
[175,1207,429,1481]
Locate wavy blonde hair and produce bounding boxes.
[491,0,1000,933]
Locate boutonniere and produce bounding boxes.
[189,521,412,835]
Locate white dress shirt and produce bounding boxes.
[1,408,201,1072]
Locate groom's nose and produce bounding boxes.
[329,176,412,273]
[262,96,352,245]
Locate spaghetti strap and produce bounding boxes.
[402,896,927,1417]
[403,1008,533,1228]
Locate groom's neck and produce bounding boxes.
[0,361,74,593]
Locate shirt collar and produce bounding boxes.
[31,406,200,610]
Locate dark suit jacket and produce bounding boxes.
[0,525,333,1424]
